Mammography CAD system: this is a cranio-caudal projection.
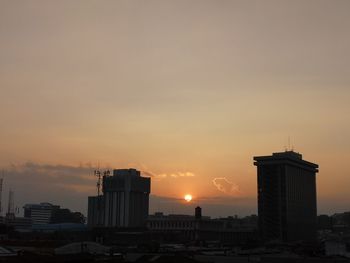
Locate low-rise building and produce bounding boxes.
[23,203,60,225]
[5,216,32,232]
[147,207,257,245]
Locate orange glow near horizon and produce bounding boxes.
[184,194,192,202]
[1,1,350,216]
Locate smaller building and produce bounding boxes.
[324,240,349,257]
[147,207,257,245]
[23,203,60,225]
[4,216,32,232]
[32,223,87,233]
[55,241,110,255]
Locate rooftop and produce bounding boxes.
[253,150,319,171]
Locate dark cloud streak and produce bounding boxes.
[0,162,97,216]
[0,163,255,218]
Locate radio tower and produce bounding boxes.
[94,169,102,197]
[93,167,110,226]
[94,168,111,198]
[93,167,101,226]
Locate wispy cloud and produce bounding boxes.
[212,177,241,196]
[157,172,195,179]
[141,170,157,177]
[1,162,98,196]
[0,162,99,215]
[3,162,95,186]
[142,170,195,179]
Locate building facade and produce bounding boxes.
[254,151,319,242]
[5,216,32,232]
[88,168,151,228]
[147,207,257,245]
[87,196,104,227]
[23,203,60,225]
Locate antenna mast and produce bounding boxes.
[93,166,110,226]
[94,169,101,197]
[288,136,291,151]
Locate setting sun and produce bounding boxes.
[184,194,192,202]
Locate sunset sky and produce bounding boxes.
[1,0,350,217]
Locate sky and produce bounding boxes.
[1,0,350,218]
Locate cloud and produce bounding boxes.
[141,170,157,177]
[156,172,195,179]
[0,162,98,216]
[4,162,96,187]
[0,162,253,217]
[212,177,241,196]
[141,170,195,179]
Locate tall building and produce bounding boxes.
[88,168,151,228]
[254,151,319,242]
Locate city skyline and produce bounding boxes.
[0,149,338,218]
[1,0,350,217]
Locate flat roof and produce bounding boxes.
[253,151,319,172]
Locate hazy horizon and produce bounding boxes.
[1,0,350,217]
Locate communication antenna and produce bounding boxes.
[94,169,102,197]
[289,136,295,151]
[284,136,294,151]
[93,165,110,226]
[103,170,110,177]
[288,136,291,151]
[94,166,111,197]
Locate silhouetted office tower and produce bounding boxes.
[254,151,319,242]
[103,169,150,228]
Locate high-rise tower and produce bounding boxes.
[103,169,150,228]
[254,151,319,242]
[88,168,150,228]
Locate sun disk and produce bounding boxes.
[184,194,192,202]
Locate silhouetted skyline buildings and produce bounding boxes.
[254,151,319,242]
[23,202,60,225]
[147,207,257,244]
[88,168,150,228]
[86,151,321,244]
